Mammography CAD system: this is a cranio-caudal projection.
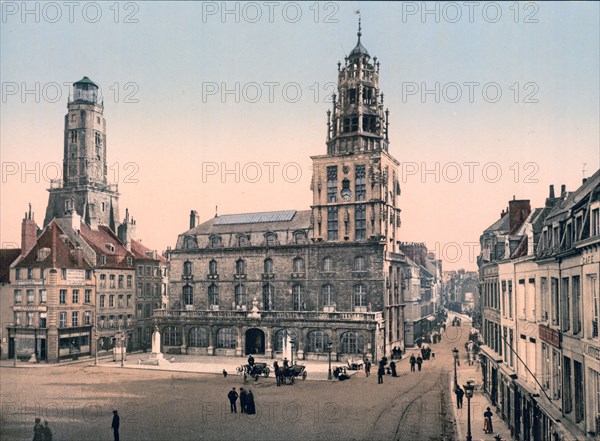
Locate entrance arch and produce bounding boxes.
[245,328,265,355]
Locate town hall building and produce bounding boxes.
[159,22,413,362]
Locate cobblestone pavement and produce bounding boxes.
[1,328,467,441]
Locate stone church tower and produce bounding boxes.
[311,19,402,252]
[44,77,120,231]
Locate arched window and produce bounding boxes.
[163,327,182,346]
[236,259,245,275]
[209,235,221,248]
[294,231,306,244]
[189,327,209,347]
[264,258,273,274]
[354,256,366,271]
[307,330,328,353]
[323,257,333,272]
[235,284,246,307]
[217,328,236,348]
[209,259,218,275]
[293,257,305,273]
[185,237,195,249]
[183,261,192,276]
[340,332,365,354]
[322,284,335,307]
[208,284,219,308]
[263,284,274,310]
[274,329,297,352]
[183,285,193,306]
[354,284,368,310]
[265,233,277,247]
[292,284,304,311]
[237,234,248,247]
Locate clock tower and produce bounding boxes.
[311,20,401,251]
[44,77,120,231]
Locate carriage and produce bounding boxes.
[280,364,307,384]
[237,362,270,381]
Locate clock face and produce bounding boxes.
[341,188,352,201]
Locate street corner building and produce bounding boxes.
[477,175,600,440]
[1,77,168,363]
[159,24,443,363]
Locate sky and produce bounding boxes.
[1,1,599,270]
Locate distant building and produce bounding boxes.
[0,248,22,359]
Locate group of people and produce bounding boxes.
[376,357,400,383]
[409,354,424,371]
[227,387,256,414]
[391,346,403,359]
[32,418,52,441]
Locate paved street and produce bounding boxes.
[1,324,466,441]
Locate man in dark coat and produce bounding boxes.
[111,410,120,441]
[227,387,239,413]
[455,386,464,409]
[283,357,289,369]
[33,418,43,441]
[246,390,256,414]
[416,356,423,371]
[390,360,398,377]
[42,420,53,441]
[248,354,255,366]
[239,388,248,413]
[364,359,371,377]
[410,355,416,372]
[377,364,385,384]
[273,361,281,386]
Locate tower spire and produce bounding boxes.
[357,16,362,43]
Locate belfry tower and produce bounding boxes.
[311,19,401,251]
[44,77,120,231]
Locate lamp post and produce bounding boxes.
[327,341,333,380]
[120,334,125,367]
[290,337,295,366]
[464,380,475,441]
[93,326,98,366]
[452,347,459,388]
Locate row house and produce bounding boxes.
[477,170,600,441]
[8,208,96,362]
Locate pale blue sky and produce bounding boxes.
[2,1,599,269]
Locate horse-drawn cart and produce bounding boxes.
[281,364,307,384]
[237,362,270,382]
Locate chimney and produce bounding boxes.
[583,178,588,185]
[508,199,531,232]
[190,210,199,229]
[65,210,81,232]
[549,185,555,199]
[561,184,566,196]
[117,208,136,251]
[21,203,38,256]
[70,248,84,267]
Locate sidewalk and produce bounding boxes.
[450,318,512,440]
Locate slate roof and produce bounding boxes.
[131,239,168,263]
[77,223,134,269]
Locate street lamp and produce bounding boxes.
[290,337,295,366]
[327,341,333,380]
[452,347,459,387]
[94,327,98,366]
[120,334,125,367]
[464,380,475,441]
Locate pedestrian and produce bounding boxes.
[390,360,398,377]
[239,387,248,413]
[377,363,385,384]
[248,354,255,366]
[111,410,120,441]
[246,390,256,415]
[416,356,423,371]
[455,386,464,409]
[431,351,435,360]
[364,359,371,377]
[283,357,289,369]
[33,418,43,441]
[410,355,416,372]
[42,420,53,441]
[222,369,228,377]
[227,387,239,413]
[483,407,494,433]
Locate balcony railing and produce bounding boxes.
[154,309,383,322]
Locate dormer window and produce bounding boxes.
[237,234,248,247]
[294,231,307,244]
[209,235,221,248]
[185,236,196,250]
[265,232,277,247]
[126,257,132,266]
[105,243,115,253]
[99,255,106,265]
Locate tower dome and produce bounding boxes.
[348,18,370,59]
